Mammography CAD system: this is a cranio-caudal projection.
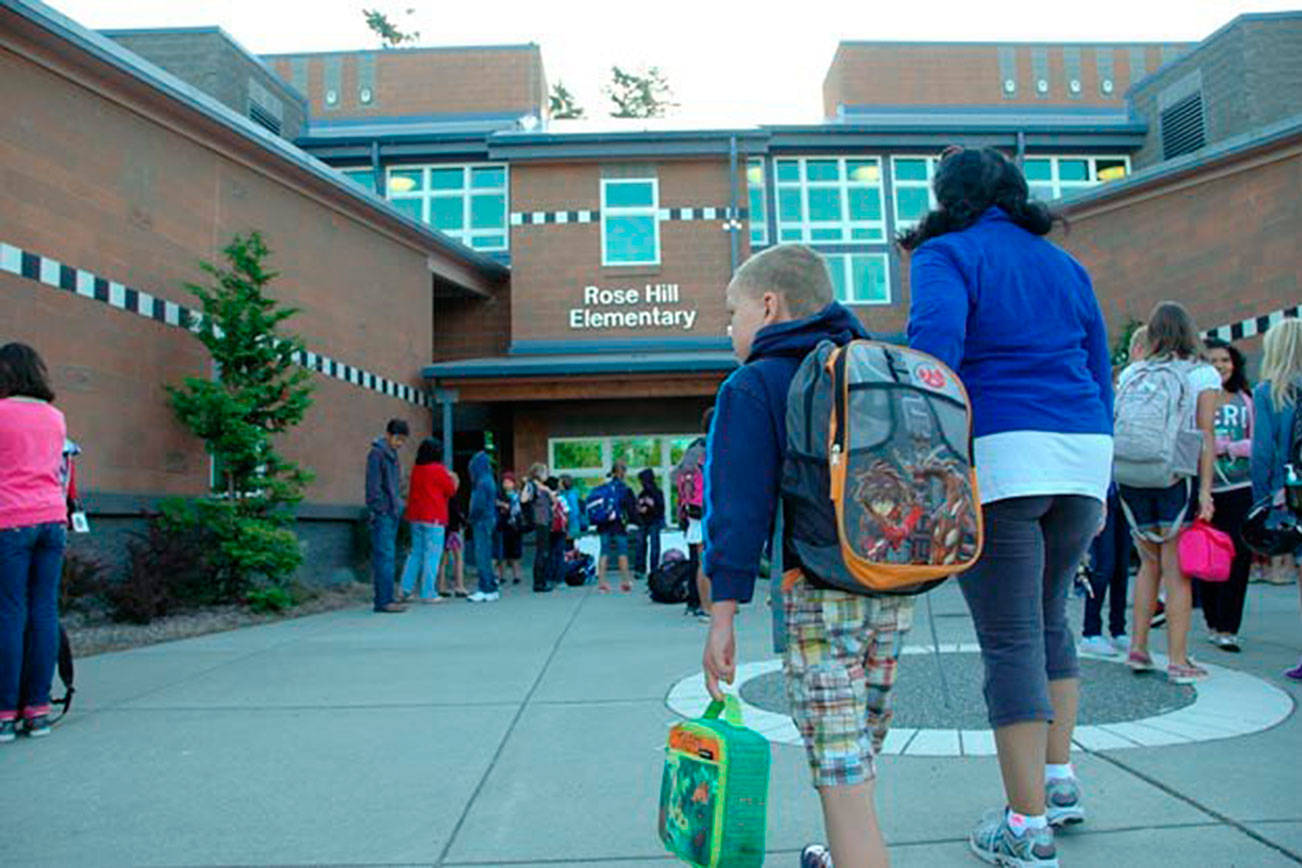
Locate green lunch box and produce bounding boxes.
[658,695,771,867]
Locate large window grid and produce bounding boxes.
[549,434,698,516]
[821,252,891,306]
[746,158,768,247]
[1022,155,1130,202]
[601,178,661,266]
[384,163,509,251]
[774,157,886,244]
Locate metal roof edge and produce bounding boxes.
[261,43,540,59]
[834,38,1196,49]
[4,0,507,283]
[423,352,738,380]
[100,25,309,110]
[1123,12,1302,97]
[1059,114,1302,211]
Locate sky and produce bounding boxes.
[49,0,1301,125]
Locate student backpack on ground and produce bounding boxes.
[1113,358,1204,488]
[780,339,982,596]
[648,557,696,604]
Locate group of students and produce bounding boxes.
[692,145,1302,868]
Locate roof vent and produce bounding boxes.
[1160,91,1206,159]
[359,87,373,104]
[1102,79,1115,95]
[325,89,339,106]
[1003,78,1017,94]
[1036,78,1049,94]
[1069,79,1082,94]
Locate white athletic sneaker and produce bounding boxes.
[1079,635,1118,657]
[1110,634,1130,652]
[467,591,488,603]
[486,591,501,601]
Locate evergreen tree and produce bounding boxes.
[605,66,678,119]
[549,81,586,120]
[363,8,420,48]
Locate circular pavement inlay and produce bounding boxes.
[664,644,1295,757]
[740,653,1197,730]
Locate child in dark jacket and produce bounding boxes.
[634,467,665,579]
[701,244,911,867]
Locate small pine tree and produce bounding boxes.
[549,81,586,120]
[364,8,420,48]
[168,232,315,513]
[605,66,678,119]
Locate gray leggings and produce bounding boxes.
[959,495,1103,728]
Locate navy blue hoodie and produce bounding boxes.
[703,303,869,603]
[467,451,496,524]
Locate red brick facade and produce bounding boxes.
[265,46,546,121]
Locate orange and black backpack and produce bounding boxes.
[779,339,983,596]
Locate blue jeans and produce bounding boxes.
[401,522,446,600]
[471,519,498,594]
[634,522,663,575]
[370,513,399,610]
[1,522,67,718]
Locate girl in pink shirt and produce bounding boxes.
[0,343,68,741]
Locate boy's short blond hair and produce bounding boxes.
[1128,325,1149,360]
[730,244,834,318]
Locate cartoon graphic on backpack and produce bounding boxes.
[551,492,570,533]
[677,462,705,524]
[1113,359,1204,489]
[781,340,983,596]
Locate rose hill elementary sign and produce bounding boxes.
[568,283,698,331]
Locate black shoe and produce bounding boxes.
[533,585,553,593]
[513,578,521,585]
[21,715,51,738]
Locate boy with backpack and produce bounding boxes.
[701,244,918,867]
[673,412,712,618]
[521,463,556,593]
[587,460,637,593]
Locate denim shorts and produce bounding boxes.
[600,528,630,560]
[1119,479,1195,541]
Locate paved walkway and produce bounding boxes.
[3,578,1299,866]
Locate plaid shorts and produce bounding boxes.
[782,571,913,788]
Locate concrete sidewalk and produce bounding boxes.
[1,578,1298,867]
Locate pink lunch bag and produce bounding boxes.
[1178,520,1235,582]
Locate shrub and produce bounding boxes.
[245,585,294,614]
[60,549,109,613]
[107,521,212,624]
[157,498,303,603]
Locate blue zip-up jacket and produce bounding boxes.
[1252,380,1299,502]
[365,437,402,517]
[908,207,1113,438]
[467,451,496,525]
[703,303,870,604]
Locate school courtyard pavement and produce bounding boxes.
[2,574,1300,867]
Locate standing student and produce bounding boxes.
[520,463,556,593]
[366,419,410,613]
[1251,319,1302,680]
[399,438,457,603]
[701,244,907,868]
[440,495,469,597]
[1080,479,1131,658]
[673,409,712,617]
[633,468,665,579]
[593,461,637,593]
[904,147,1113,866]
[0,344,69,742]
[497,472,525,585]
[559,474,583,548]
[544,476,568,589]
[466,451,500,603]
[1201,338,1255,652]
[1120,302,1219,684]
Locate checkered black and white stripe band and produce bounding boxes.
[510,206,745,226]
[1,241,432,408]
[1203,304,1301,343]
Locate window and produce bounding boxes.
[384,163,509,251]
[1020,155,1131,201]
[340,167,376,193]
[549,434,697,515]
[602,179,660,266]
[821,253,891,306]
[746,158,767,247]
[774,157,885,244]
[890,156,938,232]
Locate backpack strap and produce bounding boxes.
[1119,477,1192,544]
[769,501,788,655]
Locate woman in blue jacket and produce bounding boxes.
[904,147,1113,866]
[1251,318,1302,680]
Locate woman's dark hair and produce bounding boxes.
[414,437,441,465]
[1147,301,1201,360]
[0,343,55,402]
[898,147,1065,250]
[1204,337,1250,394]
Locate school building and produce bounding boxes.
[2,0,1299,575]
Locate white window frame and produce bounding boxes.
[822,252,892,306]
[746,158,768,247]
[384,162,510,252]
[601,178,661,267]
[890,156,939,233]
[774,156,886,245]
[1021,155,1131,201]
[548,433,696,510]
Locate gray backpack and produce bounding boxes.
[1113,359,1203,489]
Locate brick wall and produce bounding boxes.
[823,43,1188,117]
[264,46,545,121]
[1,43,435,507]
[433,281,512,361]
[1056,145,1301,345]
[508,160,745,346]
